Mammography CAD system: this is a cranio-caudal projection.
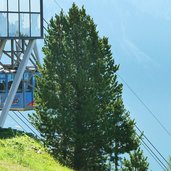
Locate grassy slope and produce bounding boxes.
[0,128,72,171]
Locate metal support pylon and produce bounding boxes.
[0,39,36,127]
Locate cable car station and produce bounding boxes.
[0,0,43,127]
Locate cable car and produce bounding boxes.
[0,67,37,111]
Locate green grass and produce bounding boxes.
[0,128,72,171]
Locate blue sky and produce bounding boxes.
[5,0,171,170]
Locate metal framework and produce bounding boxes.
[0,40,36,127]
[0,0,43,127]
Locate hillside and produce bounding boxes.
[0,128,72,171]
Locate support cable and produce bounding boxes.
[135,131,168,170]
[136,125,170,166]
[118,74,171,138]
[8,113,27,132]
[140,137,168,170]
[140,139,167,171]
[43,18,49,25]
[17,110,41,135]
[53,0,64,11]
[12,111,41,139]
[43,18,48,32]
[43,26,48,33]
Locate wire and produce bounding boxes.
[118,74,171,138]
[53,0,63,11]
[43,18,49,25]
[140,140,167,171]
[141,138,168,170]
[118,73,170,168]
[136,132,168,170]
[136,125,170,166]
[8,113,27,132]
[12,111,41,139]
[17,110,41,135]
[43,18,48,32]
[43,26,48,32]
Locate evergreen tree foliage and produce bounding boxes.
[168,157,171,170]
[30,3,139,171]
[122,148,149,171]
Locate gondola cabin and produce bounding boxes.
[0,68,37,111]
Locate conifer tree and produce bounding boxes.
[122,148,149,171]
[30,4,139,171]
[168,157,171,170]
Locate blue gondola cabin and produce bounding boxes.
[0,68,36,111]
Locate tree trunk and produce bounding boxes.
[114,152,119,171]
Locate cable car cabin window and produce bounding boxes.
[24,72,33,92]
[7,73,14,91]
[26,82,32,91]
[18,81,23,92]
[0,80,6,92]
[0,74,7,92]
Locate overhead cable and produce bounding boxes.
[8,113,27,132]
[17,110,41,135]
[118,74,171,138]
[53,0,64,11]
[136,125,170,166]
[140,139,167,171]
[12,111,41,139]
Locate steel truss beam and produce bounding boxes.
[0,40,36,127]
[0,40,7,60]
